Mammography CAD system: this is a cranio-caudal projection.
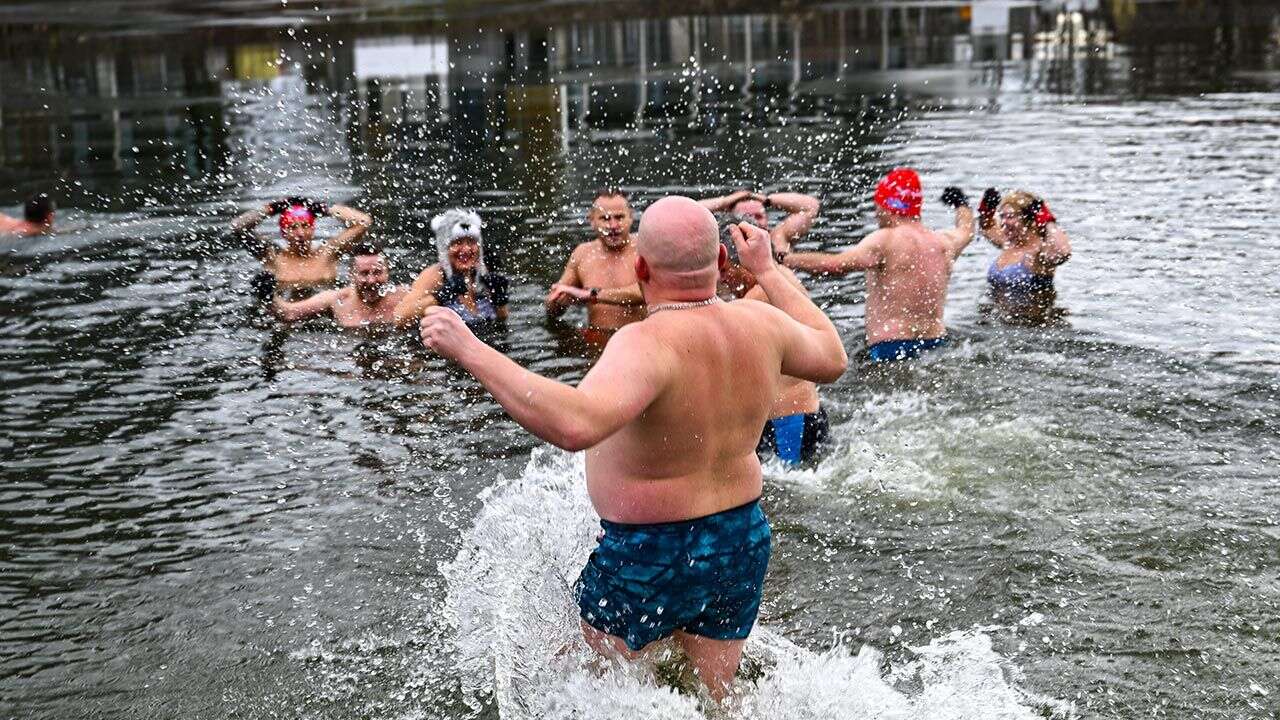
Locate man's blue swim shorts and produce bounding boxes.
[867,335,947,363]
[574,498,772,652]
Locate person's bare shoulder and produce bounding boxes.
[597,320,668,366]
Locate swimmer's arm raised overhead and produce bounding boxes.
[422,309,666,451]
[731,223,847,382]
[780,231,885,277]
[938,187,976,260]
[765,192,820,252]
[698,189,760,213]
[393,265,444,326]
[231,203,275,260]
[273,289,338,322]
[977,188,1006,248]
[322,204,374,258]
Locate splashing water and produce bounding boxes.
[441,448,1074,719]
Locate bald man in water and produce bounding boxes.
[420,196,847,700]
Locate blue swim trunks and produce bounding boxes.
[758,406,830,465]
[574,499,772,652]
[867,336,947,363]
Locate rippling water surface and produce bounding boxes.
[2,6,1279,719]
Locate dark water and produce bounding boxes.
[2,4,1279,718]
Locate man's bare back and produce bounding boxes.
[862,223,954,344]
[782,171,975,353]
[583,300,792,523]
[421,196,846,700]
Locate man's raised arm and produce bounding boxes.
[324,203,373,257]
[765,191,820,251]
[939,187,976,260]
[421,308,666,451]
[231,203,275,260]
[781,232,885,277]
[730,223,847,383]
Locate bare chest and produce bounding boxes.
[577,250,637,288]
[268,251,338,286]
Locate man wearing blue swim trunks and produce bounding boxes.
[420,197,847,699]
[780,168,976,362]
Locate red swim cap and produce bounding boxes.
[873,168,923,218]
[279,204,316,230]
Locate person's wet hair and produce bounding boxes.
[350,240,384,258]
[594,187,629,203]
[1000,190,1047,237]
[24,193,54,224]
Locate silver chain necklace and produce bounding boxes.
[646,296,721,315]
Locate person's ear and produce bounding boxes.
[635,256,650,282]
[717,244,728,272]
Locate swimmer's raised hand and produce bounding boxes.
[420,306,478,360]
[728,221,776,277]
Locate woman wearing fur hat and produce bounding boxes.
[394,209,509,328]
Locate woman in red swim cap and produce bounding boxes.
[230,195,373,299]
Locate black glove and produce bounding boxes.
[304,198,330,217]
[266,199,291,215]
[250,271,277,302]
[485,273,510,307]
[978,188,1001,218]
[940,187,969,208]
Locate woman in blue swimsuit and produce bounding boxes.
[394,208,510,329]
[978,189,1072,319]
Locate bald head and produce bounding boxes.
[637,196,719,274]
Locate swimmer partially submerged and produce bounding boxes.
[420,197,847,700]
[231,196,373,294]
[272,242,408,330]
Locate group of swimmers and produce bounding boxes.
[230,169,1070,470]
[229,172,1071,703]
[4,173,1070,702]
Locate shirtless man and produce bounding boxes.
[699,188,820,253]
[781,168,975,362]
[0,194,55,237]
[420,196,846,700]
[545,189,646,343]
[272,243,408,330]
[231,196,372,295]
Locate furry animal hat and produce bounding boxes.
[431,208,488,279]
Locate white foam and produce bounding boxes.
[441,448,1073,719]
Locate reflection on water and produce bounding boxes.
[2,2,1280,720]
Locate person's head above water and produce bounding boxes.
[278,202,317,246]
[997,190,1054,244]
[349,241,391,302]
[431,208,487,279]
[589,188,633,250]
[635,196,721,296]
[729,195,769,229]
[24,193,54,227]
[873,168,923,226]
